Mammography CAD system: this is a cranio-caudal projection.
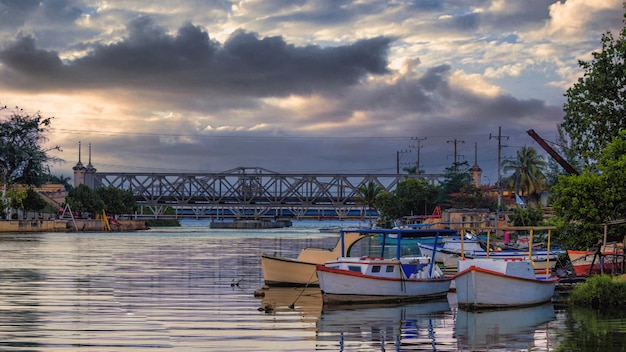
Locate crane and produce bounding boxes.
[526,129,579,175]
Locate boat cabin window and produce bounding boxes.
[386,266,394,273]
[348,265,361,272]
[372,265,381,273]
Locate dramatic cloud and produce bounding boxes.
[0,0,622,182]
[0,17,393,97]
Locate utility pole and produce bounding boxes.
[410,136,427,174]
[489,126,509,229]
[396,149,411,174]
[447,139,465,171]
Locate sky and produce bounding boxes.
[0,0,623,185]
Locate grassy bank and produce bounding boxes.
[568,275,626,308]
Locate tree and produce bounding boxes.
[507,207,545,227]
[560,6,626,167]
[374,177,439,223]
[45,174,73,191]
[357,181,384,225]
[445,184,497,210]
[5,187,47,219]
[501,146,547,197]
[436,161,472,205]
[95,186,137,216]
[551,131,626,249]
[373,191,401,224]
[66,185,137,217]
[66,185,105,216]
[19,188,48,218]
[0,106,61,187]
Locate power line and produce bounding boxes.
[447,138,465,170]
[490,126,509,217]
[410,136,427,172]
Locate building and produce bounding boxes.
[73,141,97,188]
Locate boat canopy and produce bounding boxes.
[339,228,459,277]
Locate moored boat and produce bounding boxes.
[454,258,558,309]
[260,231,366,286]
[419,235,563,271]
[316,228,456,305]
[567,242,625,277]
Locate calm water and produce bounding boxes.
[0,220,625,351]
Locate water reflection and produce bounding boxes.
[556,307,626,351]
[259,287,322,317]
[455,303,556,350]
[0,227,625,351]
[316,300,455,351]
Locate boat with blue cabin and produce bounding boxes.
[316,228,458,305]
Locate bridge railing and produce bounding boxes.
[88,168,442,219]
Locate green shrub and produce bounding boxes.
[569,275,626,308]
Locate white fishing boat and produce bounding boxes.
[260,231,366,286]
[419,233,563,270]
[454,258,558,309]
[316,229,456,305]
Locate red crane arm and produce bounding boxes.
[526,129,579,175]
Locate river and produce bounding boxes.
[0,220,624,351]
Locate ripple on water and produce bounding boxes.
[0,229,605,351]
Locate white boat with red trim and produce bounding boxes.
[316,228,456,305]
[419,235,562,270]
[454,258,558,309]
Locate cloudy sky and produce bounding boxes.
[0,0,623,183]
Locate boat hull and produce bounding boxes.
[317,265,451,305]
[260,232,367,286]
[454,260,557,309]
[261,254,319,286]
[567,249,624,277]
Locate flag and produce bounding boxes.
[515,194,525,207]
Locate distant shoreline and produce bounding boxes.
[0,219,148,233]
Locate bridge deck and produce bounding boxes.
[87,167,443,219]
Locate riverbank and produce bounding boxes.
[0,219,148,233]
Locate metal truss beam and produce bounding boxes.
[88,167,442,219]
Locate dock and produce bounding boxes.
[209,219,292,229]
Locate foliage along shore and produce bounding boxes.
[568,274,626,309]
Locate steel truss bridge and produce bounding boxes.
[88,167,443,219]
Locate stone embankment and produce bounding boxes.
[0,219,148,233]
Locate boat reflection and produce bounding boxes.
[316,299,453,351]
[455,302,556,350]
[258,287,323,317]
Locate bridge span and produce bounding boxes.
[87,167,443,219]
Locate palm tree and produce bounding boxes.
[502,146,548,197]
[357,181,384,226]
